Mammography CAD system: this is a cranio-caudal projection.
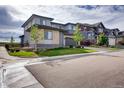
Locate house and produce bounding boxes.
[64,23,77,46]
[108,31,124,48]
[21,14,65,49]
[20,14,121,48]
[77,22,120,46]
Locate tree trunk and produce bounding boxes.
[115,37,117,47]
[78,41,80,46]
[34,42,37,51]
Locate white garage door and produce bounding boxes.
[109,38,115,46]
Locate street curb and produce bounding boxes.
[27,51,107,64]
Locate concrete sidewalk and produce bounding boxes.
[4,62,43,88]
[0,47,43,88]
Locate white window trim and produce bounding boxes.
[43,20,46,25]
[44,31,53,40]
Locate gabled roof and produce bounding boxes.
[26,24,65,32]
[51,22,65,26]
[64,22,76,26]
[77,23,94,27]
[111,28,120,31]
[78,22,105,28]
[118,31,124,34]
[93,22,102,26]
[92,22,105,28]
[105,28,120,32]
[22,14,54,27]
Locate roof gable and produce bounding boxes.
[22,14,54,27]
[92,22,105,28]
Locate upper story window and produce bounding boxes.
[44,31,53,40]
[72,26,75,30]
[67,25,75,30]
[40,19,46,25]
[98,28,103,33]
[43,20,46,25]
[68,25,72,30]
[87,32,94,39]
[71,25,75,30]
[40,19,43,25]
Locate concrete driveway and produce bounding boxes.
[26,50,124,88]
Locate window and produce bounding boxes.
[88,32,94,39]
[98,28,103,33]
[43,20,46,25]
[68,25,73,30]
[40,19,43,25]
[44,31,53,40]
[40,19,46,25]
[88,33,91,39]
[72,26,75,30]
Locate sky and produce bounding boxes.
[0,5,124,42]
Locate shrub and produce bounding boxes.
[10,49,15,53]
[81,45,84,48]
[5,44,10,51]
[69,45,73,48]
[97,33,108,46]
[15,49,20,52]
[76,46,81,48]
[110,46,116,48]
[81,40,93,46]
[118,41,124,45]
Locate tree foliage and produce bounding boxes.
[97,33,108,46]
[30,25,43,50]
[73,24,84,45]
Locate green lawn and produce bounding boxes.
[37,48,96,57]
[9,51,38,57]
[9,48,96,57]
[108,47,121,51]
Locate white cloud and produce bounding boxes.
[2,5,124,32]
[0,28,23,33]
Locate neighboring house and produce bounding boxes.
[108,31,124,47]
[78,22,120,45]
[64,23,77,46]
[78,22,105,44]
[20,14,121,48]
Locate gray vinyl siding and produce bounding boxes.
[24,31,30,44]
[81,31,95,40]
[51,23,64,29]
[34,17,51,26]
[59,32,64,47]
[65,38,77,46]
[30,44,60,49]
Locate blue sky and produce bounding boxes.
[0,5,124,40]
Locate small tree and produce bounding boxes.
[73,24,84,46]
[97,33,108,46]
[30,25,43,51]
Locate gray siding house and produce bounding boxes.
[20,14,120,48]
[21,14,65,49]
